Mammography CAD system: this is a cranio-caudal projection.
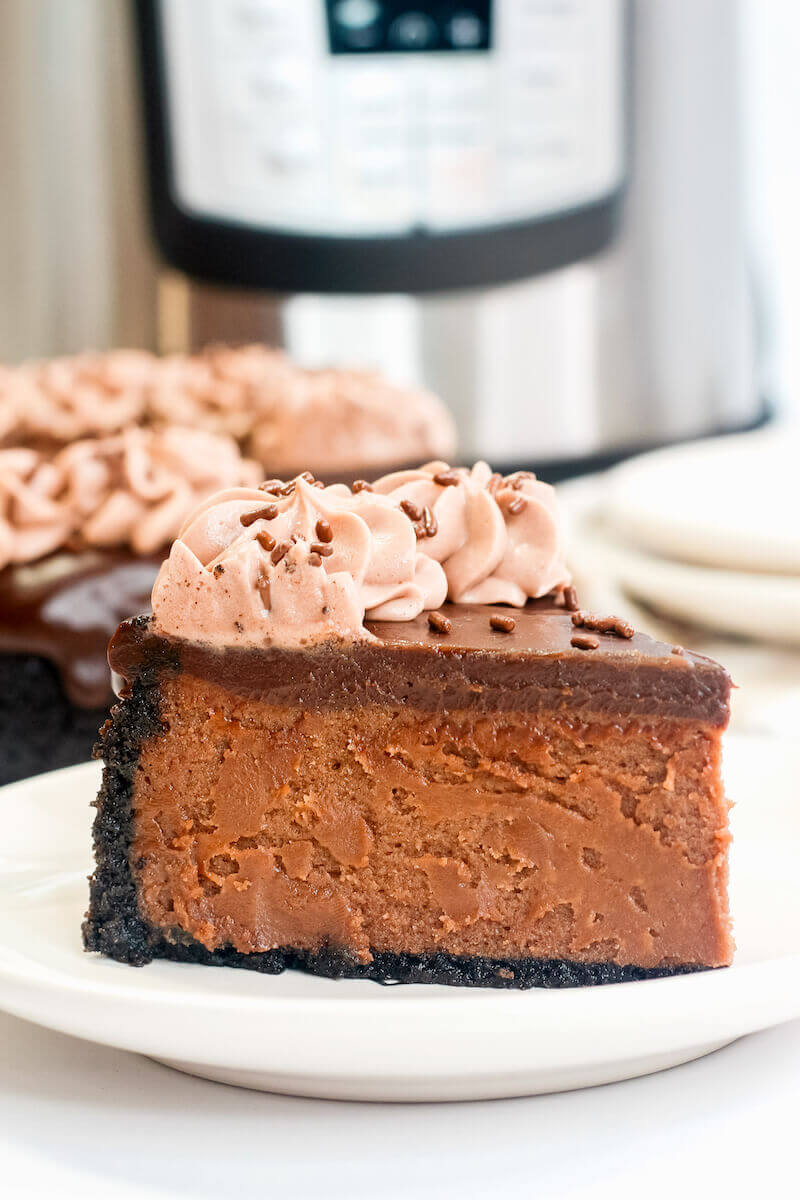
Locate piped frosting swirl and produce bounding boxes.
[0,448,76,567]
[150,347,456,475]
[247,365,457,477]
[151,462,570,648]
[0,351,154,444]
[0,345,456,475]
[0,427,261,569]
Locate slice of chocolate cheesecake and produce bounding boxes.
[84,465,732,988]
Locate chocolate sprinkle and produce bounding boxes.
[352,480,373,493]
[256,575,271,607]
[422,506,438,537]
[240,504,279,526]
[506,496,527,516]
[258,479,282,493]
[270,541,290,565]
[433,470,460,487]
[427,611,452,634]
[256,530,277,552]
[310,542,334,557]
[489,614,516,633]
[562,585,579,612]
[572,612,634,639]
[315,518,333,543]
[571,633,599,651]
[307,553,322,567]
[400,499,423,522]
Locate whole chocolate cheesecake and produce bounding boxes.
[84,463,733,988]
[0,429,260,784]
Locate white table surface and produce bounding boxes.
[1,1008,797,1199]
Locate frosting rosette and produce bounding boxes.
[248,366,457,478]
[149,346,457,476]
[0,350,155,444]
[0,427,261,567]
[147,345,296,441]
[151,475,446,647]
[1,345,456,479]
[151,462,570,648]
[0,448,76,567]
[371,461,570,606]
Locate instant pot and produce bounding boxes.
[134,0,765,473]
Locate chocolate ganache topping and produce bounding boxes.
[0,550,164,708]
[151,462,571,649]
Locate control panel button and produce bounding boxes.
[446,11,486,49]
[330,0,382,49]
[387,11,439,51]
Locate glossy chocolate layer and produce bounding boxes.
[109,602,731,724]
[0,551,161,708]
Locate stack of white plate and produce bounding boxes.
[561,427,800,646]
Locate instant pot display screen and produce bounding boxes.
[152,0,623,237]
[326,1,492,54]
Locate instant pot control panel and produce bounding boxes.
[136,0,627,291]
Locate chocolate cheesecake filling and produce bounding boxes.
[131,682,729,968]
[85,604,732,984]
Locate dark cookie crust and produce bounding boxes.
[0,654,106,787]
[83,668,167,961]
[94,935,708,989]
[83,676,711,989]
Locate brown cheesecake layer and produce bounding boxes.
[84,604,732,986]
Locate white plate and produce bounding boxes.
[565,501,800,644]
[603,428,800,574]
[0,742,798,1103]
